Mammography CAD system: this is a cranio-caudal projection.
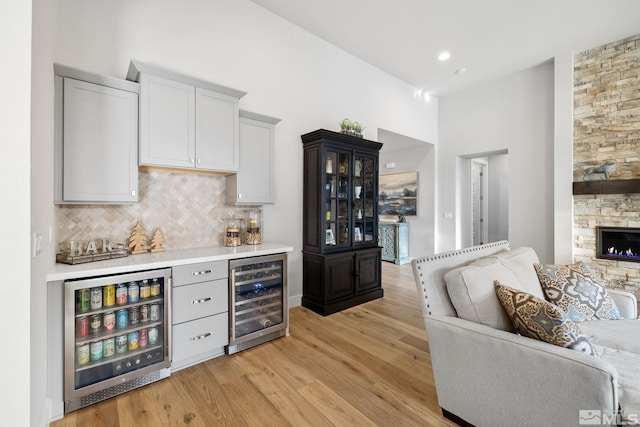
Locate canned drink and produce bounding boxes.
[115,284,128,305]
[150,279,161,297]
[90,287,102,310]
[148,326,159,345]
[76,289,90,312]
[140,304,149,322]
[139,329,148,347]
[76,316,89,338]
[90,314,102,334]
[115,334,127,353]
[116,309,128,329]
[128,282,139,303]
[103,337,115,358]
[103,311,116,331]
[103,284,115,307]
[129,306,139,325]
[77,344,90,365]
[127,331,139,351]
[150,304,160,321]
[90,340,103,361]
[140,280,150,299]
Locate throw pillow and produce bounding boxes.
[494,281,597,356]
[534,262,620,321]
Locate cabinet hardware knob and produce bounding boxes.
[192,297,212,304]
[131,190,136,196]
[197,158,201,164]
[192,269,213,276]
[190,332,212,341]
[238,193,242,199]
[190,158,195,163]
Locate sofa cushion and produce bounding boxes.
[495,282,597,356]
[577,318,640,355]
[444,247,543,331]
[534,262,621,321]
[596,346,640,418]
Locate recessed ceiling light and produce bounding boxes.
[438,52,451,61]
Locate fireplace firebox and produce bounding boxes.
[596,226,640,263]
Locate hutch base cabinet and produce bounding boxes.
[302,247,382,316]
[301,129,383,316]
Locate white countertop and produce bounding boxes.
[47,242,293,282]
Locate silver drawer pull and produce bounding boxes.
[190,332,212,341]
[192,297,212,304]
[192,269,213,276]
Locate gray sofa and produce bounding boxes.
[411,240,640,427]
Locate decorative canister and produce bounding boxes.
[245,210,262,245]
[223,218,242,247]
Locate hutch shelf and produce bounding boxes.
[301,129,383,315]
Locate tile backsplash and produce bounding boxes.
[56,169,254,251]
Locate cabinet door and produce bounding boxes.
[62,78,138,203]
[325,253,355,303]
[355,248,381,294]
[226,116,275,204]
[139,74,195,168]
[195,87,239,172]
[324,149,352,251]
[353,152,378,245]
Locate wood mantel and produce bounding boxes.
[573,179,640,195]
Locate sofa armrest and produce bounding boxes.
[607,288,638,319]
[424,315,619,427]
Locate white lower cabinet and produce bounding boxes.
[171,261,229,371]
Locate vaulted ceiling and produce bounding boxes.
[250,0,640,96]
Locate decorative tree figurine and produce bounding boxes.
[150,228,166,253]
[128,220,148,254]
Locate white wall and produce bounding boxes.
[438,61,555,262]
[488,154,509,243]
[1,1,32,425]
[33,0,438,419]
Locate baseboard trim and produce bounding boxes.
[442,408,475,427]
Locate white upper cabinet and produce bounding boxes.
[54,64,140,204]
[226,111,281,205]
[128,61,245,173]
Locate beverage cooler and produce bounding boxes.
[227,254,288,354]
[64,268,171,413]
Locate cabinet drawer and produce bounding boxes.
[172,313,228,364]
[172,278,228,324]
[173,260,227,285]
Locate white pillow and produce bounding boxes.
[444,247,542,331]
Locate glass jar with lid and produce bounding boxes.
[223,218,242,247]
[244,210,262,245]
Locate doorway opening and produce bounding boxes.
[458,150,508,248]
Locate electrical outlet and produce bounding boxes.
[33,232,43,258]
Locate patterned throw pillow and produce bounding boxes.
[534,262,620,321]
[494,282,597,356]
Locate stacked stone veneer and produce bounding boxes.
[573,33,640,297]
[56,169,257,252]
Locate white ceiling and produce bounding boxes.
[250,0,640,97]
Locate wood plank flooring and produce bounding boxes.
[52,262,454,427]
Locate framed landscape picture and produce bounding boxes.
[378,171,418,216]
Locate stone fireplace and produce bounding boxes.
[573,33,640,298]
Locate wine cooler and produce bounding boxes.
[64,268,171,413]
[227,254,288,354]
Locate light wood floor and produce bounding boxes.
[52,262,455,427]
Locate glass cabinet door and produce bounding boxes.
[324,147,378,251]
[353,153,377,244]
[324,150,351,249]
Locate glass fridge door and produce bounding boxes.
[230,254,287,342]
[64,268,171,412]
